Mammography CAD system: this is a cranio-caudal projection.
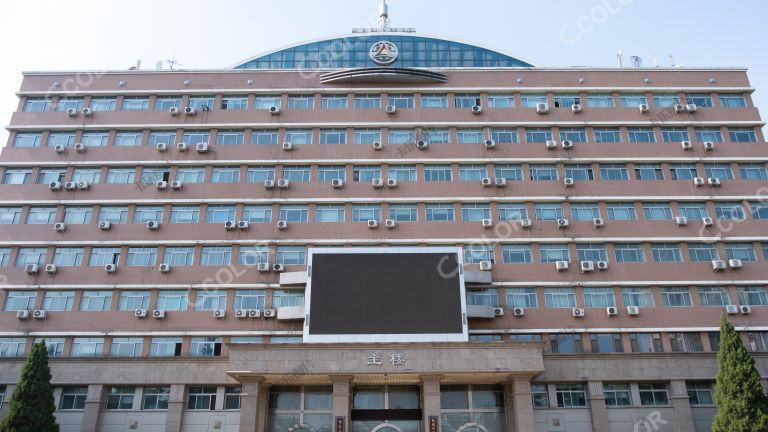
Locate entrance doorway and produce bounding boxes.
[351,385,421,432]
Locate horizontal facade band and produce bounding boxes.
[472,326,768,334]
[0,330,301,337]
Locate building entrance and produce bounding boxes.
[351,385,421,432]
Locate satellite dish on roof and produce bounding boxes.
[630,56,643,68]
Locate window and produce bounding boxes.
[498,204,528,221]
[642,202,672,220]
[576,244,607,262]
[553,94,580,108]
[176,168,205,183]
[150,337,182,356]
[661,128,690,143]
[80,291,112,311]
[279,205,309,223]
[685,93,713,108]
[571,203,600,221]
[506,288,537,308]
[125,248,157,267]
[705,163,734,180]
[110,338,143,357]
[188,96,215,111]
[251,129,279,145]
[467,288,498,307]
[234,290,266,310]
[238,246,269,265]
[70,337,104,357]
[600,163,629,181]
[155,97,181,111]
[254,96,281,110]
[687,383,714,405]
[318,94,347,109]
[106,387,135,410]
[726,243,756,261]
[729,127,757,143]
[225,387,242,410]
[741,163,768,180]
[593,128,622,143]
[388,204,417,222]
[634,164,664,180]
[105,168,135,184]
[463,245,494,264]
[37,168,67,184]
[738,287,768,306]
[273,289,304,308]
[583,288,615,308]
[59,388,87,410]
[678,203,709,220]
[748,332,768,352]
[0,207,22,224]
[195,290,227,311]
[454,94,481,108]
[23,97,51,112]
[422,128,450,144]
[221,95,248,110]
[550,334,583,354]
[352,204,381,222]
[719,93,746,108]
[501,244,532,264]
[564,164,594,181]
[72,168,101,184]
[288,95,315,110]
[388,165,417,182]
[520,94,547,108]
[456,129,484,144]
[276,246,306,265]
[606,203,637,221]
[652,243,683,263]
[0,248,8,267]
[530,164,558,181]
[156,290,189,311]
[317,166,346,183]
[88,247,120,266]
[0,338,26,357]
[169,206,200,224]
[670,333,703,352]
[15,247,47,266]
[708,332,721,351]
[621,287,654,308]
[211,167,240,183]
[688,243,719,262]
[206,205,236,223]
[247,166,276,183]
[118,291,150,310]
[695,128,723,143]
[425,204,454,222]
[12,132,42,148]
[559,128,587,142]
[540,244,569,263]
[620,94,648,107]
[424,165,452,182]
[3,291,37,311]
[628,128,656,143]
[164,247,195,266]
[354,128,381,145]
[354,95,381,109]
[487,94,515,109]
[38,338,64,357]
[283,166,311,182]
[200,246,232,265]
[531,384,549,408]
[588,94,614,107]
[590,334,623,353]
[242,205,272,223]
[2,169,32,185]
[421,94,447,108]
[319,129,347,145]
[143,387,170,410]
[121,97,149,111]
[133,206,164,224]
[614,243,645,263]
[216,130,244,145]
[285,129,313,145]
[187,387,218,410]
[639,384,669,406]
[630,333,663,353]
[555,384,586,407]
[190,337,222,356]
[534,203,563,220]
[525,128,552,143]
[388,128,416,145]
[56,97,84,112]
[490,128,519,144]
[544,288,576,308]
[661,287,692,307]
[461,203,490,222]
[114,131,143,147]
[698,287,730,306]
[653,94,680,107]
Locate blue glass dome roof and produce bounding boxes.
[232,34,534,70]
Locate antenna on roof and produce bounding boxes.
[616,49,623,68]
[378,0,391,29]
[630,56,642,68]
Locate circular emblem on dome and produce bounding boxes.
[369,41,399,65]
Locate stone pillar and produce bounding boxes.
[331,376,353,432]
[505,377,534,432]
[587,381,608,432]
[420,375,442,432]
[80,384,103,432]
[256,382,271,432]
[240,379,265,432]
[165,384,185,432]
[668,380,694,432]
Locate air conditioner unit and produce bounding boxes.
[277,179,290,189]
[561,140,574,149]
[16,310,29,320]
[494,178,507,187]
[416,140,428,150]
[257,262,270,272]
[54,144,66,154]
[479,261,493,271]
[184,106,196,116]
[493,307,504,317]
[367,219,379,229]
[48,181,62,191]
[536,102,549,114]
[105,263,117,273]
[626,306,640,315]
[155,180,167,190]
[74,143,86,152]
[66,107,78,117]
[704,141,715,151]
[264,179,275,189]
[555,261,569,271]
[572,308,585,317]
[372,141,383,150]
[481,219,493,228]
[152,309,166,319]
[176,142,189,152]
[693,177,706,187]
[520,218,532,228]
[740,305,752,314]
[481,177,493,187]
[675,216,688,226]
[213,309,226,319]
[146,221,160,230]
[81,107,92,117]
[685,103,698,113]
[77,181,90,190]
[638,104,650,113]
[64,181,77,190]
[237,220,249,230]
[98,220,111,230]
[54,222,66,232]
[156,143,168,152]
[708,177,721,187]
[571,104,582,114]
[282,142,294,151]
[25,264,39,274]
[557,218,570,229]
[387,178,398,188]
[332,179,344,188]
[385,105,397,114]
[471,105,483,114]
[674,103,686,113]
[247,309,261,318]
[235,309,248,319]
[593,218,605,228]
[484,139,496,149]
[33,310,47,320]
[711,260,727,271]
[385,219,396,229]
[728,259,743,269]
[269,106,280,115]
[277,220,288,230]
[725,305,739,315]
[195,143,209,153]
[702,217,714,227]
[263,309,276,318]
[606,306,618,316]
[372,178,384,188]
[159,263,171,273]
[45,264,57,274]
[224,220,236,230]
[563,177,575,187]
[513,307,525,317]
[134,309,148,318]
[596,261,609,270]
[545,140,557,150]
[681,141,693,150]
[170,181,182,189]
[169,107,180,116]
[579,261,595,273]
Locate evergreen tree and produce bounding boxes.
[0,340,59,432]
[712,315,768,431]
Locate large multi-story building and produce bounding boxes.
[1,3,767,432]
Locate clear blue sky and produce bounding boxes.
[0,0,766,144]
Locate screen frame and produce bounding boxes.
[303,246,468,343]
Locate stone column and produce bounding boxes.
[331,376,353,432]
[587,381,608,432]
[668,380,694,432]
[505,377,534,432]
[240,379,265,432]
[165,384,186,432]
[80,384,103,432]
[420,375,442,432]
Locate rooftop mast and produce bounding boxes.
[377,0,390,29]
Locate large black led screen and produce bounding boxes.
[308,252,464,335]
